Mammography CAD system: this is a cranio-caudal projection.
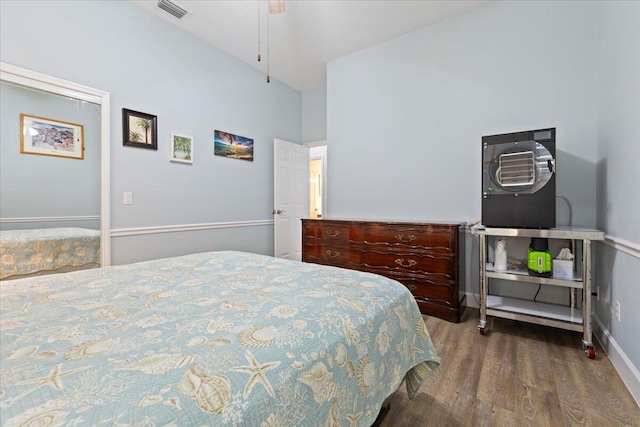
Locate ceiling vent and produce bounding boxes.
[157,0,188,19]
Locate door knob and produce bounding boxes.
[272,209,284,214]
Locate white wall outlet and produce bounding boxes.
[123,192,133,205]
[615,300,621,322]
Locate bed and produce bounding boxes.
[0,251,439,426]
[0,227,100,280]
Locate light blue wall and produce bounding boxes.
[327,1,597,227]
[0,0,302,263]
[326,0,598,301]
[327,0,638,393]
[302,87,327,143]
[595,1,640,375]
[0,82,100,229]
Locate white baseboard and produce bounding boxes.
[464,291,480,309]
[593,314,640,407]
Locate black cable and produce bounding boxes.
[533,284,542,302]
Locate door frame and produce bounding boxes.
[305,141,327,219]
[1,62,111,266]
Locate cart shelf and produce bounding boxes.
[485,264,583,288]
[487,295,583,328]
[472,225,604,358]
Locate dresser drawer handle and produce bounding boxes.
[395,234,416,243]
[326,230,341,237]
[395,258,417,268]
[326,250,341,257]
[406,284,417,292]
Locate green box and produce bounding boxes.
[528,248,552,277]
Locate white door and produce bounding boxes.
[274,139,309,260]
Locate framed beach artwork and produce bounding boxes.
[169,133,193,164]
[214,130,254,162]
[122,108,157,150]
[20,113,84,160]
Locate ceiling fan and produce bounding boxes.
[268,0,285,15]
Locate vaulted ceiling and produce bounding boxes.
[132,1,490,91]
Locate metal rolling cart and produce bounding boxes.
[472,226,605,359]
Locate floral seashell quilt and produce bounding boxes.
[0,251,439,426]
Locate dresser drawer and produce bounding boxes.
[303,222,364,245]
[363,224,456,251]
[363,267,454,297]
[302,243,363,267]
[401,277,455,305]
[362,251,456,278]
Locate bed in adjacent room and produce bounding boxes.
[0,251,439,426]
[0,227,100,280]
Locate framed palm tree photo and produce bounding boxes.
[123,108,157,150]
[169,133,193,164]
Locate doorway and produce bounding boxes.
[308,143,327,220]
[273,139,309,261]
[272,140,326,261]
[0,62,111,266]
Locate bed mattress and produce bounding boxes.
[0,227,100,279]
[0,250,439,426]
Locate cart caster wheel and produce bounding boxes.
[478,327,486,336]
[585,346,596,359]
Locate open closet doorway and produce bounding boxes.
[307,143,327,219]
[0,62,111,267]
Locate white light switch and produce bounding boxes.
[123,192,133,205]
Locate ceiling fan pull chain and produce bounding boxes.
[257,1,261,62]
[267,9,271,83]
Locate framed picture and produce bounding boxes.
[123,108,157,150]
[214,130,254,162]
[20,113,84,160]
[169,133,193,164]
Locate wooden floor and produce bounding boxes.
[380,308,640,427]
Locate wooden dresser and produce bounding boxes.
[301,219,465,322]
